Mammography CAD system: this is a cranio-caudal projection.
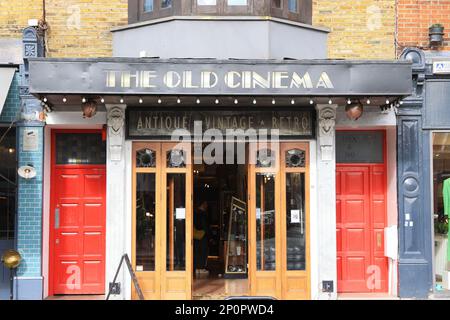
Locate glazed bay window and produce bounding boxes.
[144,0,153,12]
[198,0,217,5]
[161,0,172,8]
[288,0,297,12]
[228,0,247,5]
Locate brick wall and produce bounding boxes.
[397,0,450,54]
[313,0,396,59]
[0,0,128,58]
[44,0,128,57]
[0,0,43,39]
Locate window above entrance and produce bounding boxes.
[55,133,106,165]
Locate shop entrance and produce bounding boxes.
[192,143,249,299]
[132,141,311,300]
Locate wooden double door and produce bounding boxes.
[132,142,193,299]
[132,142,310,300]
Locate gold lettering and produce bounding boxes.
[164,71,181,88]
[225,71,241,89]
[252,72,270,89]
[290,72,313,89]
[317,72,334,89]
[273,71,288,89]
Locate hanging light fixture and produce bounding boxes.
[81,99,98,118]
[345,99,364,121]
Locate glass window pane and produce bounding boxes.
[167,149,186,168]
[56,133,106,165]
[198,0,216,5]
[228,0,247,5]
[144,0,154,12]
[161,0,172,8]
[167,174,186,271]
[433,132,450,282]
[136,149,156,168]
[288,0,297,12]
[286,173,306,271]
[257,149,275,168]
[0,127,16,240]
[256,173,276,271]
[286,149,305,168]
[136,173,156,271]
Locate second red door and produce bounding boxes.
[336,165,388,293]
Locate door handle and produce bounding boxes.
[55,208,60,229]
[377,233,382,248]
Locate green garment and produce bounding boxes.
[443,178,450,261]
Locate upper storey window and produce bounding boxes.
[198,0,217,4]
[228,0,247,5]
[288,0,297,12]
[161,0,172,8]
[129,0,312,25]
[144,0,153,12]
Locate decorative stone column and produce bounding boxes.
[315,104,338,299]
[105,104,127,299]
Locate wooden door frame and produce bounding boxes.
[131,142,162,299]
[335,129,388,293]
[160,142,193,300]
[131,142,193,300]
[49,129,106,296]
[280,142,311,299]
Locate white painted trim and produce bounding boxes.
[309,140,319,299]
[124,140,133,300]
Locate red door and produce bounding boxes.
[336,165,388,293]
[50,131,106,295]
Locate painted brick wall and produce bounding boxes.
[397,0,450,54]
[16,125,44,277]
[0,73,20,123]
[313,0,396,59]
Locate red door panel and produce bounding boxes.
[51,168,106,295]
[336,165,388,293]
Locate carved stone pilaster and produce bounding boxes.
[316,105,337,161]
[106,105,126,162]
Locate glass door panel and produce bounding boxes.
[256,173,276,271]
[166,173,186,271]
[161,143,192,300]
[132,143,161,300]
[280,143,310,300]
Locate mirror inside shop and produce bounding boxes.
[433,132,450,293]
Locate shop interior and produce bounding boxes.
[433,132,450,294]
[192,143,249,299]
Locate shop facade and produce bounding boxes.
[27,56,411,299]
[398,48,450,298]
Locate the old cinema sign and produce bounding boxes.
[106,69,335,91]
[29,59,412,96]
[126,108,315,140]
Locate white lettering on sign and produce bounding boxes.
[433,61,450,74]
[105,70,335,90]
